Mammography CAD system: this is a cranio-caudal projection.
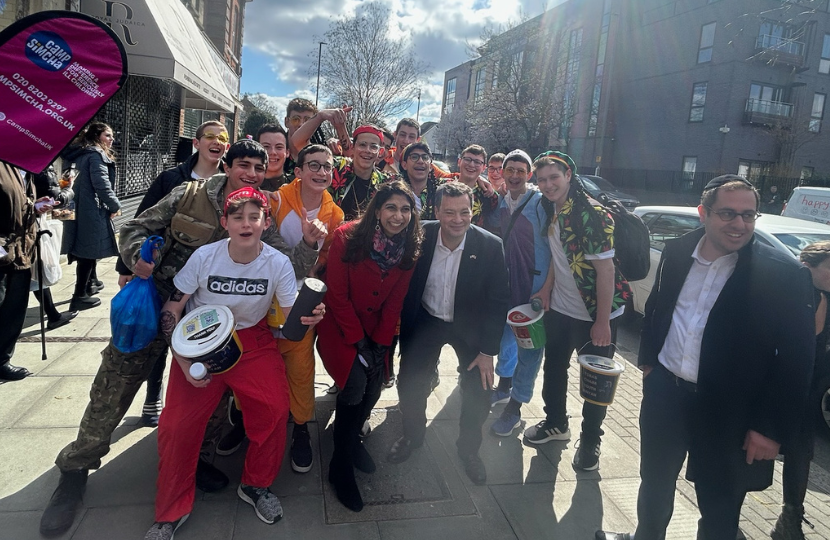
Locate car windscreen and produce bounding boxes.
[772,233,830,256]
[589,176,616,191]
[580,176,600,193]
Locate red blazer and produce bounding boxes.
[316,223,414,387]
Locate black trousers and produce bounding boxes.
[541,309,617,441]
[635,364,746,540]
[73,257,96,297]
[0,267,32,365]
[398,307,491,456]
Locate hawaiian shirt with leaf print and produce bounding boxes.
[329,156,387,221]
[555,196,632,319]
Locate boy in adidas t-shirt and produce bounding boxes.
[145,187,324,539]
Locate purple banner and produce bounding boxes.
[0,11,127,173]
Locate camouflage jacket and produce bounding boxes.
[118,173,319,299]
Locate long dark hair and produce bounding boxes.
[74,122,115,160]
[343,180,423,270]
[536,155,599,239]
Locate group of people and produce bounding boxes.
[0,97,823,540]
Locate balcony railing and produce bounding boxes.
[754,34,805,67]
[744,98,793,126]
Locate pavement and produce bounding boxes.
[2,255,830,539]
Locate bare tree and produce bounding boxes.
[446,16,576,158]
[310,2,429,132]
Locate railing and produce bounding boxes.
[755,34,804,56]
[745,98,793,118]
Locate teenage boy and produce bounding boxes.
[145,187,325,539]
[382,118,452,179]
[487,150,551,439]
[114,120,230,426]
[218,144,344,473]
[398,142,446,220]
[40,141,324,537]
[257,124,291,191]
[487,153,506,194]
[284,98,350,169]
[450,144,498,227]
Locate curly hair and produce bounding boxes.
[342,180,423,270]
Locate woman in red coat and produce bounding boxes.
[317,180,422,512]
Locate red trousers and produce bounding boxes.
[155,321,289,522]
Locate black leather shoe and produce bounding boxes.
[458,452,487,485]
[595,532,633,540]
[40,470,88,536]
[0,362,32,381]
[195,458,229,493]
[353,440,376,473]
[386,436,422,464]
[69,295,100,311]
[47,311,78,330]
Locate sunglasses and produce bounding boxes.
[202,132,230,144]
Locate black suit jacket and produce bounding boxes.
[400,221,509,356]
[639,227,815,490]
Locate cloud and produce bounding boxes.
[241,0,551,124]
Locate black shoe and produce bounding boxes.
[40,470,88,536]
[290,424,313,473]
[86,283,104,296]
[0,362,31,381]
[47,311,78,330]
[386,436,421,464]
[595,532,633,540]
[573,436,601,471]
[217,420,246,456]
[353,440,376,474]
[141,401,161,427]
[69,295,100,311]
[457,451,487,485]
[195,458,228,493]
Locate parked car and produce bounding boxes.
[629,205,830,433]
[577,174,640,210]
[432,160,451,174]
[781,186,830,225]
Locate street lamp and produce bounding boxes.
[316,41,326,107]
[416,89,421,122]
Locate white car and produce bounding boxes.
[629,206,830,316]
[629,205,830,434]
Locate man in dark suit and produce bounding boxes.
[599,175,815,540]
[386,182,509,484]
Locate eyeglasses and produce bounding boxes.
[487,166,502,173]
[407,153,432,163]
[202,132,229,144]
[460,156,485,167]
[288,114,314,126]
[304,161,333,173]
[503,167,528,177]
[704,206,761,223]
[356,141,381,152]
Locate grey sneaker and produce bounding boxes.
[238,484,283,524]
[524,419,570,444]
[572,437,601,471]
[144,514,189,540]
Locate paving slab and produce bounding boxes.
[378,485,515,540]
[317,404,476,524]
[0,509,84,540]
[600,477,700,539]
[13,376,102,429]
[70,503,155,540]
[0,376,60,428]
[38,342,109,377]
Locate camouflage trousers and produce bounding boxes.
[55,333,229,472]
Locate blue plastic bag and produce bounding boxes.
[111,236,164,353]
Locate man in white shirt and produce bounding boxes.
[387,183,509,485]
[599,176,815,540]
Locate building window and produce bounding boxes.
[689,82,708,122]
[474,67,486,102]
[757,21,803,56]
[508,50,523,87]
[821,34,830,74]
[445,78,457,114]
[810,93,825,132]
[560,28,583,139]
[491,62,499,89]
[738,159,772,180]
[588,0,612,137]
[801,166,815,180]
[698,22,716,63]
[682,156,697,180]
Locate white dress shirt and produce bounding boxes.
[422,230,467,322]
[658,237,738,383]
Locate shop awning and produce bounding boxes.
[80,0,238,112]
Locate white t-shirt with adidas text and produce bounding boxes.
[174,239,296,330]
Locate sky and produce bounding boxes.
[239,0,554,128]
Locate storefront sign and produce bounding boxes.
[0,10,127,173]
